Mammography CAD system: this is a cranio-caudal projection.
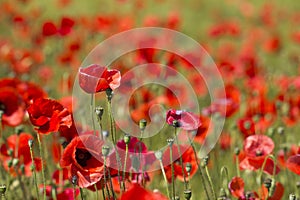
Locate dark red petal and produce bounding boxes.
[228,176,245,198]
[286,154,300,175]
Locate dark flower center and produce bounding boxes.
[75,148,92,167]
[255,150,263,156]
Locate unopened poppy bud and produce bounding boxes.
[106,88,113,101]
[102,146,110,157]
[7,149,13,157]
[185,163,192,173]
[15,125,24,135]
[12,158,19,167]
[30,164,35,171]
[172,196,180,200]
[263,178,272,189]
[123,134,131,144]
[20,164,25,174]
[167,138,174,146]
[289,194,296,200]
[71,175,78,185]
[7,160,13,168]
[277,126,285,135]
[139,119,147,131]
[202,155,210,166]
[184,190,192,200]
[0,184,6,195]
[155,151,163,160]
[234,147,240,156]
[172,120,181,128]
[28,139,34,148]
[95,106,104,120]
[296,181,300,189]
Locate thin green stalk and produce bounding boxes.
[170,146,176,199]
[101,186,106,200]
[236,155,240,177]
[36,133,46,200]
[188,135,211,200]
[14,166,28,200]
[174,127,188,190]
[103,159,111,199]
[79,188,84,200]
[94,184,98,200]
[122,144,128,192]
[204,165,216,199]
[29,143,39,200]
[90,94,96,136]
[159,159,170,198]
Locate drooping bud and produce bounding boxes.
[184,190,192,200]
[167,138,174,146]
[263,178,272,190]
[28,139,34,148]
[289,194,296,200]
[102,145,110,157]
[185,163,192,174]
[95,106,104,121]
[139,119,147,131]
[0,184,6,196]
[172,120,181,128]
[234,147,240,156]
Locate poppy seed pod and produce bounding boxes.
[102,145,110,157]
[106,88,113,101]
[139,119,147,131]
[172,120,181,128]
[184,189,192,200]
[234,147,240,155]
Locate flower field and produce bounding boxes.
[0,0,300,199]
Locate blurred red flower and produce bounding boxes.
[78,64,121,93]
[0,133,42,176]
[120,183,168,200]
[0,86,25,127]
[228,176,245,199]
[27,98,72,134]
[166,109,200,130]
[286,154,300,175]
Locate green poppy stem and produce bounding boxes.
[36,133,46,200]
[90,94,96,136]
[122,144,128,191]
[159,159,171,198]
[29,141,39,200]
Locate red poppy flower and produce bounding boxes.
[166,109,200,130]
[243,135,274,157]
[120,183,168,200]
[27,98,72,134]
[286,154,300,175]
[44,185,79,200]
[0,86,25,126]
[60,134,117,189]
[237,117,256,138]
[0,133,42,177]
[228,176,245,199]
[42,21,57,36]
[193,115,211,144]
[162,145,198,182]
[78,64,121,93]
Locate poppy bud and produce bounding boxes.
[71,175,78,185]
[263,178,272,190]
[234,147,240,156]
[277,126,284,135]
[172,120,181,128]
[243,121,251,130]
[12,158,19,167]
[20,164,25,174]
[185,162,192,173]
[184,190,192,200]
[289,194,296,200]
[0,184,6,196]
[7,160,13,168]
[95,106,104,121]
[167,138,174,146]
[267,127,274,137]
[155,151,163,160]
[15,125,24,135]
[28,139,34,148]
[245,191,254,199]
[296,181,300,189]
[106,88,113,101]
[30,164,35,171]
[102,146,110,157]
[7,149,13,157]
[139,119,147,131]
[202,155,210,166]
[123,134,131,144]
[172,196,180,200]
